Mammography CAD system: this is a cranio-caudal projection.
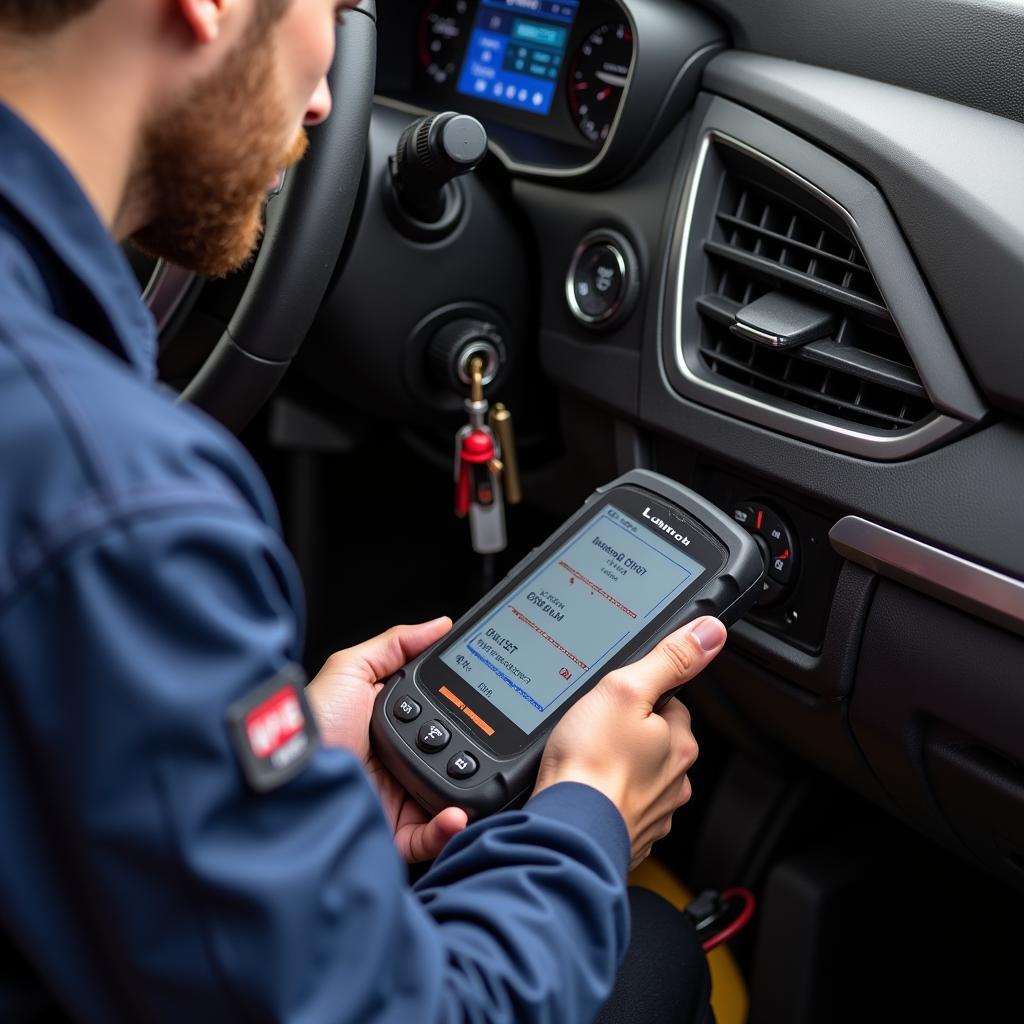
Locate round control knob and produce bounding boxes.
[428,319,506,393]
[749,533,783,607]
[751,533,771,566]
[731,500,798,607]
[566,228,640,329]
[391,112,488,224]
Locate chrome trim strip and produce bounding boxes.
[730,321,781,347]
[666,129,965,460]
[829,516,1024,637]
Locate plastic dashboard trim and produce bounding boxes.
[830,516,1024,639]
[660,99,987,461]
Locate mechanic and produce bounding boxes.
[0,1,725,1021]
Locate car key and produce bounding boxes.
[454,356,506,554]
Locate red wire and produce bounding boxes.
[701,888,756,952]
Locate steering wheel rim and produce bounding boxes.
[177,1,377,433]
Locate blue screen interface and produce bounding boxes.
[440,503,708,735]
[456,0,580,116]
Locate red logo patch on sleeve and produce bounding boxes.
[227,666,318,792]
[246,688,305,761]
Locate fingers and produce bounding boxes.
[629,843,654,871]
[630,779,691,864]
[678,774,693,806]
[658,693,692,732]
[605,616,727,709]
[659,698,698,773]
[401,805,468,863]
[325,617,453,684]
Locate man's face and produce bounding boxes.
[130,0,340,278]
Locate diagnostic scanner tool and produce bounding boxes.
[370,470,764,818]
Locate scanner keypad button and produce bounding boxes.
[416,720,451,753]
[446,752,479,779]
[393,696,422,722]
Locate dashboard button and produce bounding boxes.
[574,244,623,317]
[763,511,795,584]
[732,503,755,528]
[447,751,479,779]
[768,545,795,585]
[417,720,451,753]
[759,507,785,544]
[566,230,639,329]
[393,695,422,722]
[740,497,797,586]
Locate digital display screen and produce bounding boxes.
[439,502,708,735]
[456,0,581,115]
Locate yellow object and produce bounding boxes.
[628,859,749,1024]
[489,403,523,505]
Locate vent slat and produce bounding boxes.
[692,162,934,433]
[694,293,926,397]
[716,212,868,274]
[800,339,926,398]
[686,151,935,436]
[697,347,921,429]
[705,241,892,323]
[694,294,742,326]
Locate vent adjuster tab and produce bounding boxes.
[731,291,837,350]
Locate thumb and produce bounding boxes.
[612,616,727,709]
[401,806,469,863]
[331,617,453,683]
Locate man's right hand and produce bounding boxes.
[532,616,727,869]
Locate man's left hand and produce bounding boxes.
[307,618,469,863]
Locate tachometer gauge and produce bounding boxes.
[567,22,633,143]
[418,0,474,86]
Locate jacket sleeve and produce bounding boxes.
[0,495,630,1024]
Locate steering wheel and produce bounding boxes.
[170,1,377,433]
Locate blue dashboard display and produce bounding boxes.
[456,0,580,115]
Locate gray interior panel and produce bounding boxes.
[852,580,1024,886]
[696,0,1024,124]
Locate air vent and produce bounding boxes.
[694,148,933,432]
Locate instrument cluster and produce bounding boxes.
[379,0,635,170]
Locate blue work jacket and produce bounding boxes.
[0,103,630,1022]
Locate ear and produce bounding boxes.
[175,0,236,44]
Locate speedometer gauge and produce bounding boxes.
[418,0,473,86]
[567,22,633,143]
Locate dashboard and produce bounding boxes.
[376,0,724,176]
[296,0,1024,927]
[381,0,633,158]
[421,0,627,142]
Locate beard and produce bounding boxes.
[129,19,308,278]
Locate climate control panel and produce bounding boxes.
[731,500,797,607]
[656,459,844,652]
